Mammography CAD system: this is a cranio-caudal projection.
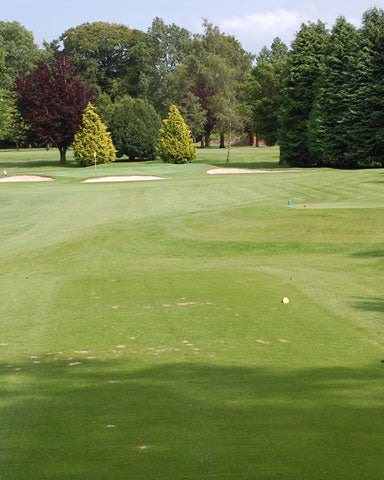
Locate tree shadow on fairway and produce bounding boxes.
[0,159,78,170]
[352,297,384,313]
[1,360,383,480]
[351,250,384,259]
[207,160,280,170]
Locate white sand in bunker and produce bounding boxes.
[207,168,297,174]
[83,175,166,183]
[0,175,54,182]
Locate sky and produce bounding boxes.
[2,0,384,54]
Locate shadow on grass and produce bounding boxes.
[352,250,384,258]
[209,161,281,170]
[1,360,383,480]
[0,159,78,169]
[194,157,280,170]
[352,297,384,313]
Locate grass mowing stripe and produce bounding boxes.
[0,147,383,479]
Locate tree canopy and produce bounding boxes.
[1,10,384,168]
[61,22,147,97]
[15,52,95,163]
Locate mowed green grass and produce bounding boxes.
[0,147,383,479]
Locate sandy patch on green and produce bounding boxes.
[0,175,54,182]
[83,175,166,183]
[207,168,298,174]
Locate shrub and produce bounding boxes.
[157,104,195,164]
[72,103,116,167]
[109,96,161,161]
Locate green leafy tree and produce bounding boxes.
[177,20,252,148]
[72,103,116,167]
[0,88,15,140]
[61,22,147,97]
[0,21,40,89]
[109,96,161,161]
[0,89,27,147]
[157,104,195,163]
[241,38,288,146]
[179,91,207,141]
[145,17,193,115]
[279,21,328,167]
[0,21,39,147]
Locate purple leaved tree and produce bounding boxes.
[15,52,95,164]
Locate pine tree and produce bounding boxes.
[351,8,384,167]
[278,21,328,167]
[72,103,116,167]
[157,104,195,163]
[315,17,360,168]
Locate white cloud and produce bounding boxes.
[218,9,308,53]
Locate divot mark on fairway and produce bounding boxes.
[69,362,82,366]
[256,339,270,345]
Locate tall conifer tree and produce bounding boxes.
[278,21,328,167]
[72,103,116,167]
[157,104,195,163]
[315,17,360,168]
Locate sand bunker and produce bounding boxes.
[207,168,296,174]
[83,175,166,183]
[0,175,54,183]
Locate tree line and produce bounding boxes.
[0,8,384,168]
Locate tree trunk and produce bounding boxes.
[219,133,225,148]
[226,122,232,163]
[58,146,67,165]
[204,133,211,148]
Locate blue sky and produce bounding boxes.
[2,0,383,53]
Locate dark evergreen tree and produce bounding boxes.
[109,96,161,161]
[279,21,328,167]
[314,17,360,168]
[351,8,384,167]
